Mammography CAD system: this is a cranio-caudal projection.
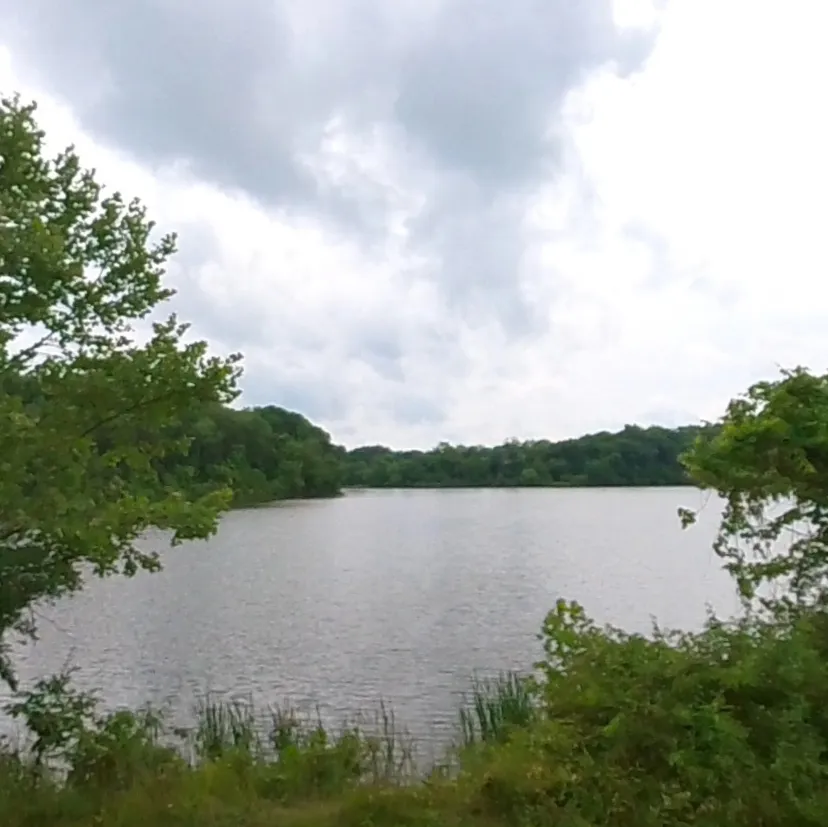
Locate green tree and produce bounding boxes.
[170,403,344,505]
[0,96,241,688]
[681,367,828,614]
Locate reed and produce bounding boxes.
[457,671,536,747]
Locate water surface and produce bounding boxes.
[9,487,737,746]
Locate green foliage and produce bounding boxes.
[191,706,369,805]
[193,695,262,761]
[168,403,345,507]
[681,367,828,612]
[153,411,708,505]
[443,601,828,826]
[6,671,98,767]
[525,601,828,824]
[0,95,241,688]
[344,424,712,489]
[5,671,181,793]
[131,412,709,504]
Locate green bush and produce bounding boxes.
[451,600,828,826]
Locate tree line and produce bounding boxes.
[153,405,716,503]
[342,424,713,489]
[2,362,713,511]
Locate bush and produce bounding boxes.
[453,600,828,825]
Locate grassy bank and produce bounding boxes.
[0,677,526,827]
[5,602,828,826]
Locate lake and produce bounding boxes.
[6,487,738,752]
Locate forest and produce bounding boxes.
[163,404,712,504]
[342,423,711,489]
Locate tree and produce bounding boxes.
[0,96,242,688]
[680,367,828,613]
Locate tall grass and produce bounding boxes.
[193,696,261,760]
[457,671,536,747]
[353,700,415,782]
[189,695,415,783]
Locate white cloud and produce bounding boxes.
[523,0,828,432]
[2,0,828,449]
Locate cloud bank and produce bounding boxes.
[1,0,826,448]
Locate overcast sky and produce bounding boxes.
[1,0,826,449]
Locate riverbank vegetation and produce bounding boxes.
[4,383,712,510]
[6,94,828,823]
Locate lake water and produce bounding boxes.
[6,487,739,751]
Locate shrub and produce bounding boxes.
[455,599,828,825]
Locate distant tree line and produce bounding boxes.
[169,414,715,501]
[341,425,713,489]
